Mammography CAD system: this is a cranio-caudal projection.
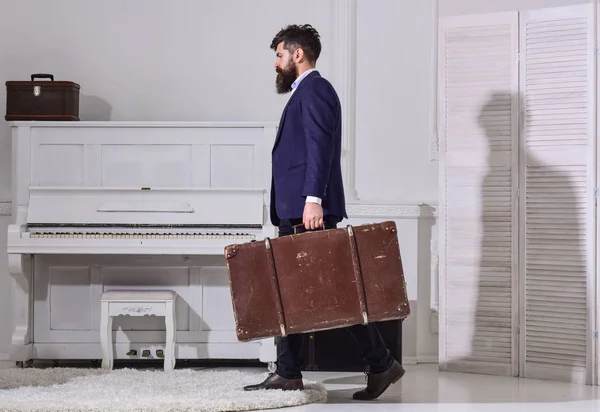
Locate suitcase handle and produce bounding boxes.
[31,73,54,81]
[293,223,326,234]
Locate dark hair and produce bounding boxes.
[270,24,321,63]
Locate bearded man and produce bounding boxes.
[243,24,405,401]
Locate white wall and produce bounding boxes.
[354,0,439,363]
[0,0,439,365]
[439,0,593,15]
[355,0,438,204]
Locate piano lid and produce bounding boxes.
[26,187,265,227]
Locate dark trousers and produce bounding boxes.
[275,216,395,379]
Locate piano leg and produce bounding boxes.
[259,337,277,372]
[8,254,33,364]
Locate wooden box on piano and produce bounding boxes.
[224,221,410,342]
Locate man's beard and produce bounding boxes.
[275,61,298,94]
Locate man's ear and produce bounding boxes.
[294,48,304,63]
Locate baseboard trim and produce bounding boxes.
[403,356,439,365]
[417,356,439,364]
[402,356,417,365]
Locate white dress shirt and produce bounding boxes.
[290,68,321,205]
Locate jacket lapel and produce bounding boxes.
[272,106,288,153]
[272,71,320,153]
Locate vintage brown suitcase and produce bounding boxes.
[225,220,410,342]
[5,73,80,121]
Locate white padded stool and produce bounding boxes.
[100,290,177,371]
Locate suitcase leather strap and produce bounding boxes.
[264,237,288,337]
[347,225,369,325]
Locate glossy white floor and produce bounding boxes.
[276,364,600,412]
[2,362,599,411]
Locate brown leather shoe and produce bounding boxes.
[352,359,405,400]
[243,373,304,391]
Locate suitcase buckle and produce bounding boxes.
[33,86,41,97]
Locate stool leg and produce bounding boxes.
[164,301,176,371]
[100,302,113,370]
[171,306,177,371]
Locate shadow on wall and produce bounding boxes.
[467,90,583,379]
[467,90,521,376]
[79,94,112,121]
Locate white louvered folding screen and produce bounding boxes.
[438,12,519,376]
[439,3,597,384]
[519,3,596,385]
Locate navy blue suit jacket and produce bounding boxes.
[270,71,347,226]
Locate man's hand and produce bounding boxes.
[303,202,323,230]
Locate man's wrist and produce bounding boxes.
[305,196,322,205]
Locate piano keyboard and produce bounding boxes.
[29,232,256,240]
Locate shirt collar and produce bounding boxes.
[291,68,317,93]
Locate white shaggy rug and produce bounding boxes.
[0,367,327,412]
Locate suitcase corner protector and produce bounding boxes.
[236,326,250,341]
[224,245,239,259]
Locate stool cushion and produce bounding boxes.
[101,290,177,301]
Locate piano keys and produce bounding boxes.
[28,231,257,240]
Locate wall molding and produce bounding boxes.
[0,202,11,217]
[430,239,439,313]
[430,0,439,162]
[331,0,359,201]
[347,203,437,219]
[429,133,439,162]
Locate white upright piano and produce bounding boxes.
[6,121,279,369]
